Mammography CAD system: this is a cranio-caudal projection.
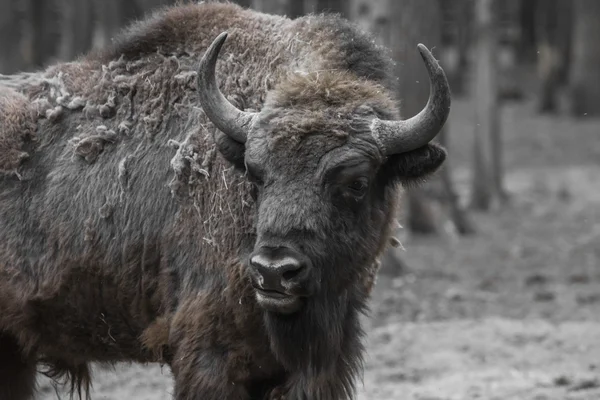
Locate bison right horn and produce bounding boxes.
[197,32,257,144]
[371,44,451,155]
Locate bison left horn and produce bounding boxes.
[371,44,451,155]
[197,32,257,144]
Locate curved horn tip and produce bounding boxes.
[197,31,255,144]
[372,43,451,155]
[416,43,442,71]
[215,31,229,43]
[208,32,229,54]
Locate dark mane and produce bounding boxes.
[92,2,258,63]
[309,14,396,87]
[91,3,395,93]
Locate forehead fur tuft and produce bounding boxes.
[259,71,399,149]
[270,70,396,112]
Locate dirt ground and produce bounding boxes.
[36,97,600,399]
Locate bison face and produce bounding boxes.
[240,115,446,315]
[197,33,451,315]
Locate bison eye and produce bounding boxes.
[247,172,263,186]
[347,178,369,197]
[250,184,259,201]
[245,161,265,186]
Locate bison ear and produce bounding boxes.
[214,130,246,170]
[380,142,446,186]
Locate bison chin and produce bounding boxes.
[262,287,367,380]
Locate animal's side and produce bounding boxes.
[0,3,450,399]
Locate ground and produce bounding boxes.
[36,96,600,399]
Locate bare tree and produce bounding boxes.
[569,0,600,116]
[440,0,473,97]
[470,0,507,210]
[350,0,472,235]
[58,0,94,61]
[389,0,445,234]
[30,0,60,68]
[349,0,390,46]
[251,0,290,15]
[535,0,573,113]
[437,125,476,235]
[348,0,438,234]
[233,0,252,7]
[0,0,28,73]
[91,0,174,50]
[288,1,304,18]
[310,0,348,16]
[92,0,124,49]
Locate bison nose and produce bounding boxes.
[249,249,310,292]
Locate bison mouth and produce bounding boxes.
[254,287,303,315]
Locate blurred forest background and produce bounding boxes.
[2,0,600,399]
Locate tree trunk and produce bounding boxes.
[314,0,347,16]
[517,0,537,64]
[58,0,94,61]
[92,0,123,50]
[437,125,476,235]
[470,0,506,210]
[30,0,60,68]
[349,0,390,46]
[353,0,471,235]
[233,0,252,8]
[251,0,290,15]
[453,0,473,97]
[0,0,27,73]
[389,0,442,234]
[303,0,347,17]
[569,0,600,116]
[92,0,165,51]
[440,0,472,97]
[288,0,304,18]
[535,0,573,113]
[555,0,573,86]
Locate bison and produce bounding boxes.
[0,2,450,399]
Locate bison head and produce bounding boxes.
[197,33,450,317]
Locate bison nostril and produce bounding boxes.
[281,264,304,282]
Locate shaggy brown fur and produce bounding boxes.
[0,88,36,176]
[0,2,446,399]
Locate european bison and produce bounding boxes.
[0,2,450,399]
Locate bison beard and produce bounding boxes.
[264,288,366,398]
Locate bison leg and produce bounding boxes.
[171,351,250,400]
[0,333,36,400]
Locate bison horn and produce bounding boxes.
[197,32,257,144]
[371,44,451,155]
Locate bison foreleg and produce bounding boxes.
[0,333,36,400]
[170,349,250,400]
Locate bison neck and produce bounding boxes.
[263,288,367,398]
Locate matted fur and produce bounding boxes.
[0,87,36,176]
[0,2,445,399]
